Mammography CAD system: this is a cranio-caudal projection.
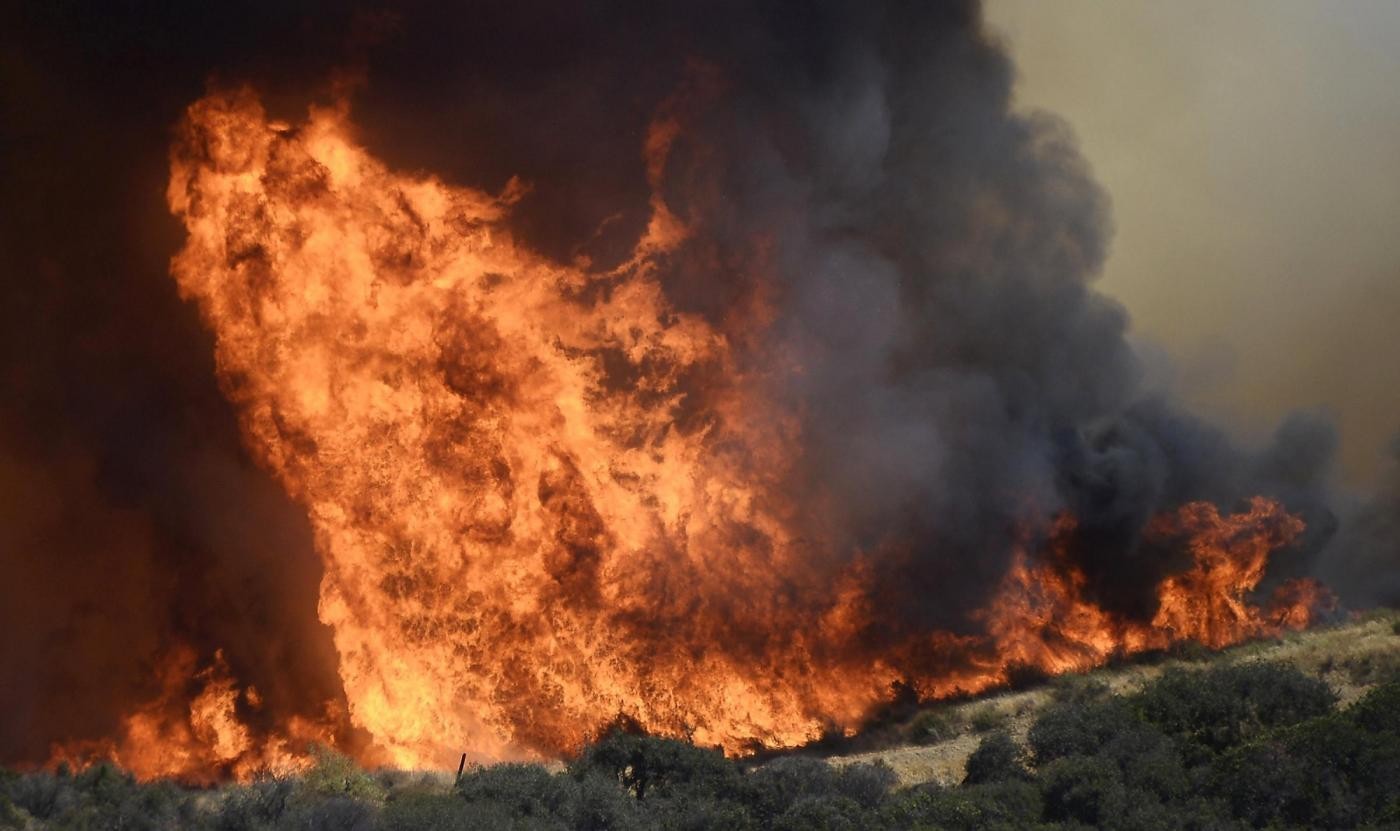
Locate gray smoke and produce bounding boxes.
[1319,435,1400,607]
[473,0,1340,635]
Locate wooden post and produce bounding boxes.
[454,752,467,786]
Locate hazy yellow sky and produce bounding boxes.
[985,0,1400,484]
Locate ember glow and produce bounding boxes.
[45,89,1329,780]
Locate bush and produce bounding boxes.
[1114,736,1187,802]
[302,747,387,805]
[1211,708,1400,829]
[770,794,865,831]
[639,789,752,831]
[742,756,892,826]
[963,731,1027,785]
[906,709,958,744]
[570,773,643,831]
[1049,675,1110,706]
[570,731,739,803]
[879,780,1041,831]
[455,763,574,821]
[281,794,377,831]
[1134,662,1336,755]
[1349,680,1400,735]
[877,784,980,831]
[5,771,66,820]
[214,777,296,830]
[832,762,896,808]
[377,790,514,831]
[742,756,834,821]
[0,797,27,830]
[1038,754,1126,827]
[0,763,194,831]
[1027,697,1140,764]
[968,706,1007,733]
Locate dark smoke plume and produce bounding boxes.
[0,0,1361,766]
[1319,435,1400,607]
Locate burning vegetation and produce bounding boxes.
[42,87,1330,781]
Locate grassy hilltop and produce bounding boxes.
[3,611,1400,830]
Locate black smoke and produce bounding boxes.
[0,0,1372,767]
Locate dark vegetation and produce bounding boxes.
[3,663,1400,829]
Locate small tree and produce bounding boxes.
[963,730,1028,785]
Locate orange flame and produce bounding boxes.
[971,498,1325,685]
[48,647,334,783]
[51,90,1330,780]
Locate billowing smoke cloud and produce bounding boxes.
[1319,435,1400,607]
[0,0,1362,768]
[336,0,1341,628]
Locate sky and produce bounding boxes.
[985,0,1400,485]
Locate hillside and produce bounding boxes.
[3,611,1399,829]
[825,610,1400,787]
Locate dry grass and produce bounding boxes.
[827,610,1400,787]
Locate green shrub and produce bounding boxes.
[742,756,833,821]
[301,747,387,805]
[1210,720,1338,828]
[879,780,1042,831]
[277,794,376,831]
[1037,754,1126,827]
[213,777,296,830]
[0,763,206,831]
[1027,697,1139,764]
[0,798,28,830]
[1114,737,1188,803]
[639,789,752,831]
[968,706,1006,733]
[570,731,739,803]
[963,731,1028,785]
[1208,680,1400,827]
[455,763,573,821]
[1049,675,1110,706]
[4,771,65,820]
[1134,662,1336,755]
[1210,706,1400,829]
[906,709,958,744]
[770,794,865,831]
[570,773,644,831]
[832,761,896,808]
[877,784,980,831]
[377,790,513,831]
[1349,680,1400,735]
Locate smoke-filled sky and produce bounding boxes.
[0,0,1396,771]
[987,0,1400,485]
